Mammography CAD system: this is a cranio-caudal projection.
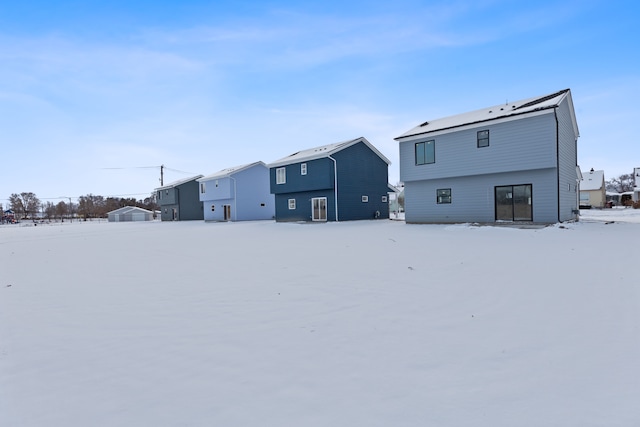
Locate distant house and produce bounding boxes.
[155,175,204,221]
[268,137,391,222]
[634,167,640,203]
[1,209,16,224]
[579,169,605,208]
[107,206,154,222]
[395,89,580,224]
[197,162,274,221]
[388,184,404,216]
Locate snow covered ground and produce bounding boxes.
[1,209,639,426]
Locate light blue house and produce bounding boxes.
[268,137,391,222]
[396,89,580,224]
[197,161,274,221]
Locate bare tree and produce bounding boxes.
[9,192,41,219]
[605,174,634,193]
[43,202,56,220]
[77,194,106,219]
[55,201,69,221]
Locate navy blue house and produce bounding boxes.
[268,137,391,222]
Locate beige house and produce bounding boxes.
[580,169,605,208]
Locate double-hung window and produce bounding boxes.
[276,167,286,184]
[301,163,307,175]
[477,130,489,148]
[415,140,435,165]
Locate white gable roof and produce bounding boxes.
[155,175,204,191]
[396,89,577,140]
[108,206,153,215]
[580,169,605,191]
[268,137,390,168]
[198,162,265,181]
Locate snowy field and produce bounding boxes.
[1,209,639,426]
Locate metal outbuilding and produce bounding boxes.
[107,206,155,222]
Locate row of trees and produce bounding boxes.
[605,173,636,193]
[2,192,158,221]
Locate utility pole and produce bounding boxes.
[160,164,164,187]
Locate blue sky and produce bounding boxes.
[1,0,639,206]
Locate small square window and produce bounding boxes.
[276,168,286,184]
[477,130,489,148]
[215,180,219,187]
[362,195,369,203]
[382,195,388,203]
[301,163,307,175]
[288,199,296,210]
[437,188,452,204]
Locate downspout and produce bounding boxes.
[328,155,339,221]
[230,176,237,221]
[554,108,561,222]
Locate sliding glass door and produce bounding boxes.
[495,184,532,221]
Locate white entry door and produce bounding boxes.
[312,197,327,221]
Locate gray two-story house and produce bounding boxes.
[155,175,204,221]
[268,137,391,222]
[396,89,580,224]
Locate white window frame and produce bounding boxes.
[362,195,369,203]
[301,163,307,175]
[311,197,327,221]
[288,199,296,210]
[382,195,388,203]
[276,167,286,184]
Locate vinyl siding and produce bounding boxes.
[400,112,558,183]
[333,141,390,220]
[203,199,233,221]
[556,98,580,221]
[582,189,606,208]
[158,188,177,206]
[270,158,334,194]
[270,141,390,222]
[404,168,559,223]
[233,165,275,221]
[159,181,203,221]
[199,177,232,201]
[275,190,336,222]
[201,165,274,221]
[160,204,178,221]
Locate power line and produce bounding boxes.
[100,164,198,186]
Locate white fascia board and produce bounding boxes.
[396,109,555,143]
